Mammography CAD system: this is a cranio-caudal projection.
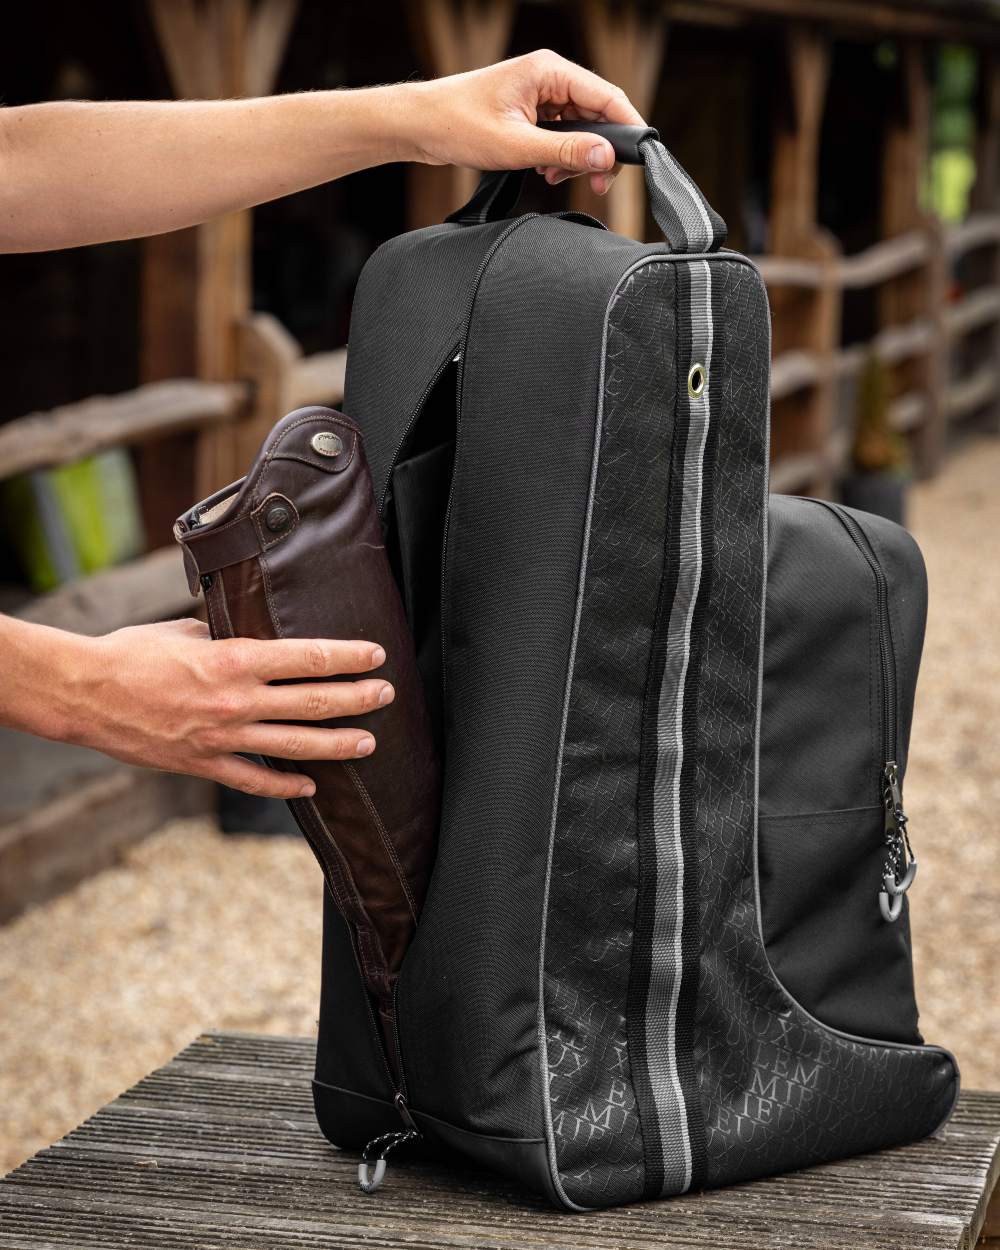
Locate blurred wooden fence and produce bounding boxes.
[3,208,999,635]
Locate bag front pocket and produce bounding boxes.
[759,806,920,1043]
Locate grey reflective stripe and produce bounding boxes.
[641,139,724,254]
[644,258,714,1196]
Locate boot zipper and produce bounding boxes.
[358,981,421,1194]
[815,502,918,921]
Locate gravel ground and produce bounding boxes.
[1,437,998,1175]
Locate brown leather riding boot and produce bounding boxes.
[174,406,440,1083]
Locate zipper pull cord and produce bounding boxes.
[358,1130,419,1194]
[879,761,918,923]
[358,1096,421,1195]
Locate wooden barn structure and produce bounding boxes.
[2,0,999,910]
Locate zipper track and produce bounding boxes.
[812,500,898,769]
[377,346,460,517]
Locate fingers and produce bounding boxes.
[254,677,394,722]
[205,754,318,800]
[220,637,386,683]
[540,53,646,128]
[239,723,376,762]
[517,124,618,179]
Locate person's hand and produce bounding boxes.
[395,50,645,195]
[36,618,394,799]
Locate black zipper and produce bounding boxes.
[812,500,917,921]
[377,345,461,517]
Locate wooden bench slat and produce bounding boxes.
[1,1031,996,1250]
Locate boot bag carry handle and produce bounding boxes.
[445,120,727,253]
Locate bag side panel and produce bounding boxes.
[692,263,959,1188]
[396,217,651,1146]
[543,265,682,1207]
[760,495,924,1043]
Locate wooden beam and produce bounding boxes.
[408,0,515,228]
[142,0,300,513]
[0,381,246,481]
[0,764,212,924]
[16,547,193,636]
[880,42,947,475]
[770,24,830,256]
[676,0,1000,44]
[571,2,668,240]
[947,211,1000,260]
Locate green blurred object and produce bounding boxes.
[851,353,910,476]
[926,44,978,223]
[1,449,145,593]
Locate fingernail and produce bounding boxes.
[298,781,315,798]
[588,143,612,170]
[356,736,375,757]
[370,646,386,667]
[378,684,395,706]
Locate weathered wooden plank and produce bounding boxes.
[769,451,826,494]
[0,766,212,923]
[754,255,825,288]
[770,349,822,400]
[15,547,191,636]
[838,230,930,290]
[946,213,1000,261]
[2,1033,995,1250]
[947,365,999,422]
[288,348,349,412]
[945,285,1000,340]
[0,380,246,480]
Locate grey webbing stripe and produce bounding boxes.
[641,139,721,254]
[644,259,714,1196]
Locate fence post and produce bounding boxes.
[768,23,839,498]
[570,1,668,240]
[236,313,301,468]
[881,40,945,476]
[407,0,515,229]
[141,0,299,521]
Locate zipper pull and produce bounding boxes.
[357,1094,421,1194]
[879,761,918,923]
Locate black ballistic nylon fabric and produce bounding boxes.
[760,495,925,1044]
[396,218,654,1140]
[343,219,515,507]
[690,262,958,1187]
[543,266,682,1207]
[320,193,958,1204]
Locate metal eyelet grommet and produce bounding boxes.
[310,431,344,458]
[688,363,707,399]
[264,503,292,534]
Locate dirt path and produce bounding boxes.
[1,438,997,1174]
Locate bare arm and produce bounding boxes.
[1,50,644,796]
[0,615,394,798]
[0,50,644,253]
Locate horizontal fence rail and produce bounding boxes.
[2,210,999,636]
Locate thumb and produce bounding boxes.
[517,126,616,174]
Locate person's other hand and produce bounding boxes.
[398,49,645,195]
[54,618,393,799]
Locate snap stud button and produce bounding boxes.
[264,503,292,534]
[688,363,706,399]
[310,431,344,458]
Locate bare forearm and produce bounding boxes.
[0,615,89,740]
[0,52,646,255]
[0,89,409,253]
